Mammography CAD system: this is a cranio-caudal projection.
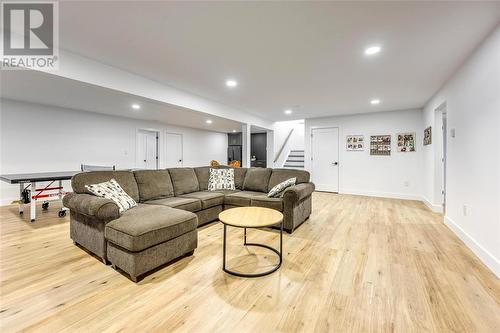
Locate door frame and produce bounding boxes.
[136,128,160,169]
[310,126,340,193]
[165,131,184,167]
[434,102,447,213]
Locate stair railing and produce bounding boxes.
[274,128,294,164]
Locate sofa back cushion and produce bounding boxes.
[168,168,200,195]
[233,168,248,190]
[72,171,140,202]
[134,170,174,202]
[268,168,310,189]
[194,166,211,190]
[243,168,272,192]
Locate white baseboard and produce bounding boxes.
[340,189,421,201]
[444,216,500,278]
[422,196,443,213]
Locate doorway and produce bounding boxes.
[250,133,267,168]
[250,125,268,168]
[137,129,159,169]
[166,132,183,168]
[311,127,339,192]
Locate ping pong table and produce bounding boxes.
[0,171,79,222]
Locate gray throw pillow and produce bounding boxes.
[267,177,296,198]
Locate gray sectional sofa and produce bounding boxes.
[63,167,315,282]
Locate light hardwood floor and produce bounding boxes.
[1,192,499,332]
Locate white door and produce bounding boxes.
[166,133,183,168]
[137,130,158,169]
[311,127,339,192]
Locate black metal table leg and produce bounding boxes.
[222,222,283,278]
[223,224,227,271]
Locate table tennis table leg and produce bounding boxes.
[30,181,36,222]
[18,183,24,215]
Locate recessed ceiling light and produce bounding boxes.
[370,99,381,105]
[226,80,237,87]
[131,104,141,110]
[364,45,381,55]
[232,129,237,133]
[206,119,213,124]
[284,109,293,115]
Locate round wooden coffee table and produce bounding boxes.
[219,206,284,277]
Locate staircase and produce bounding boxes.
[283,150,305,169]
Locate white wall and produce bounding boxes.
[422,27,500,277]
[273,120,305,167]
[0,99,227,204]
[305,109,423,200]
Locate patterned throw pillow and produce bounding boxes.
[208,168,235,191]
[85,178,137,213]
[267,177,297,198]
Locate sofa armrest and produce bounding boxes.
[63,193,120,222]
[282,182,315,204]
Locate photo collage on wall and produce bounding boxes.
[346,135,364,151]
[424,126,432,145]
[370,135,391,155]
[397,132,416,152]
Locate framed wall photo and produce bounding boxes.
[370,135,391,155]
[397,132,416,152]
[424,126,432,145]
[346,135,364,151]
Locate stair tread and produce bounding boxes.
[282,150,305,168]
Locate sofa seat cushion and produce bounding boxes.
[224,191,266,207]
[251,196,283,211]
[105,204,197,252]
[180,191,224,209]
[146,197,202,212]
[212,189,241,196]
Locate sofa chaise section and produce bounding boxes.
[64,170,199,282]
[105,204,197,282]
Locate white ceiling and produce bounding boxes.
[0,70,243,133]
[57,1,500,121]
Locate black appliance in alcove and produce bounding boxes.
[227,145,242,163]
[227,132,242,164]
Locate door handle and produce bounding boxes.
[144,159,147,162]
[332,162,338,166]
[178,159,182,162]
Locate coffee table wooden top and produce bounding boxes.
[219,207,283,228]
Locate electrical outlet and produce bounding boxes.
[463,204,468,216]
